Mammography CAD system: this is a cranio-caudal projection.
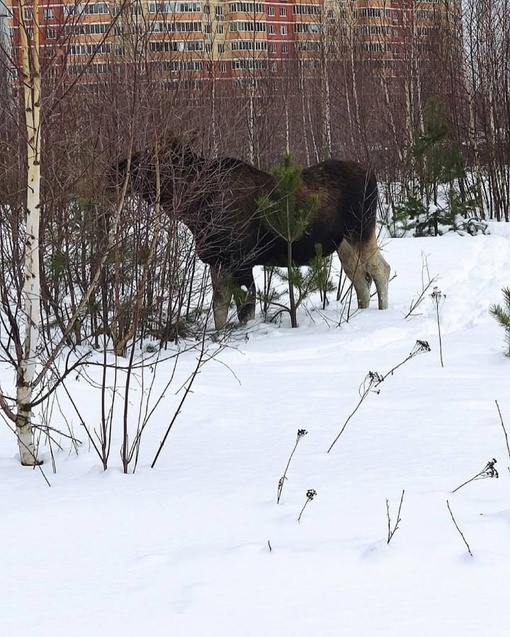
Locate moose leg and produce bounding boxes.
[210,265,233,330]
[337,239,371,309]
[361,234,391,310]
[233,269,256,324]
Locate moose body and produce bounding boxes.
[113,141,390,329]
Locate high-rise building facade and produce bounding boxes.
[1,0,458,81]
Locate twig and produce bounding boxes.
[495,400,510,463]
[386,490,405,544]
[151,325,212,468]
[297,489,317,522]
[446,500,473,557]
[277,428,308,503]
[452,458,498,493]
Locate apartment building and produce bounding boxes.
[1,0,458,81]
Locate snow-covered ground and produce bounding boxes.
[2,225,510,637]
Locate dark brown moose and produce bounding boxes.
[112,139,390,330]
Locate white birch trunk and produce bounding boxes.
[16,0,41,465]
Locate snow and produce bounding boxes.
[2,227,510,637]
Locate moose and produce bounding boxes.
[111,138,390,330]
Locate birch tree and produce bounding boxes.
[15,0,42,465]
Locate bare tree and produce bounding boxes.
[13,0,43,465]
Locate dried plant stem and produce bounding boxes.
[431,288,445,367]
[327,373,380,453]
[297,489,317,522]
[436,309,444,367]
[404,253,437,319]
[446,500,473,557]
[328,338,431,454]
[386,490,405,544]
[381,340,431,381]
[277,429,307,503]
[328,341,430,454]
[495,400,510,462]
[452,459,498,493]
[404,277,437,318]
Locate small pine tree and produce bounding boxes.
[308,243,335,309]
[257,154,318,327]
[401,98,475,237]
[490,288,510,357]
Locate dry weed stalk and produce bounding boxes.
[495,400,510,464]
[327,340,431,453]
[452,458,498,493]
[297,489,317,522]
[277,428,308,504]
[386,490,405,544]
[446,500,473,557]
[404,253,438,319]
[430,287,446,367]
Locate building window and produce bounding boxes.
[354,8,391,19]
[279,7,286,16]
[231,59,267,70]
[267,6,275,16]
[268,43,276,53]
[282,43,288,53]
[231,39,267,50]
[149,39,204,52]
[268,24,275,34]
[148,2,202,13]
[281,25,287,35]
[230,21,266,31]
[293,4,320,15]
[43,8,55,19]
[228,2,263,11]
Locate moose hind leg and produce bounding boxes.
[338,240,371,308]
[366,249,391,310]
[234,270,256,324]
[210,266,233,330]
[363,240,391,310]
